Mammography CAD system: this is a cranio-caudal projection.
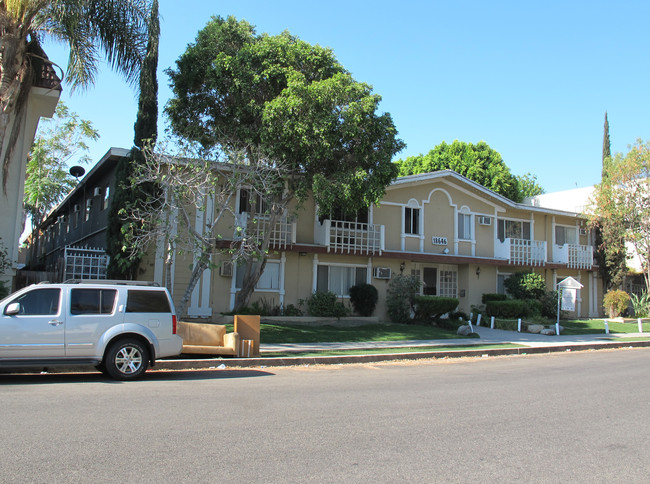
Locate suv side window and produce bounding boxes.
[70,289,117,315]
[7,288,61,315]
[126,290,171,313]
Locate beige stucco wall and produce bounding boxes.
[0,87,59,289]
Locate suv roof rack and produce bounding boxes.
[62,279,160,287]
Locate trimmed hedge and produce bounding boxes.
[485,299,541,318]
[482,293,507,304]
[414,296,459,321]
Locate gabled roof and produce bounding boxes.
[389,170,587,218]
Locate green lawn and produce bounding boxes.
[249,323,478,344]
[262,343,523,358]
[559,319,650,335]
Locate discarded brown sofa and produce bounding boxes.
[177,321,239,356]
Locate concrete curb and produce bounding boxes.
[155,339,650,370]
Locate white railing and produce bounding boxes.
[235,213,296,249]
[317,219,384,254]
[495,238,547,266]
[553,243,593,270]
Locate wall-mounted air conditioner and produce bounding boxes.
[373,267,392,279]
[93,187,102,197]
[219,261,233,277]
[478,216,492,226]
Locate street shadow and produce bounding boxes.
[0,367,275,385]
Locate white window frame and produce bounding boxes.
[458,212,472,241]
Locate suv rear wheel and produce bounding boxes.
[104,338,150,380]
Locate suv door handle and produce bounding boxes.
[48,320,63,326]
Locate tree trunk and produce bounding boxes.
[176,252,209,318]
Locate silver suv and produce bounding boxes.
[0,280,182,380]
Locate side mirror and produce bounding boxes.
[4,302,20,316]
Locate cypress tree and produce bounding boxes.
[106,0,159,279]
[602,111,611,178]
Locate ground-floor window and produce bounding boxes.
[317,264,367,297]
[236,261,280,291]
[497,273,511,295]
[420,264,457,298]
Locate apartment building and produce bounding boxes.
[27,148,603,320]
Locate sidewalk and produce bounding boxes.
[156,326,650,370]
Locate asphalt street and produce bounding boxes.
[2,348,650,483]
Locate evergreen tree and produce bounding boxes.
[602,112,611,178]
[594,111,627,290]
[106,0,159,279]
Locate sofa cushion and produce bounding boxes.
[177,322,225,346]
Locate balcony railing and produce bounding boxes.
[553,243,593,270]
[235,213,296,249]
[315,219,384,255]
[495,238,547,266]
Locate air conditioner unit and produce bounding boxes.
[373,267,392,279]
[219,261,233,277]
[478,216,492,226]
[579,228,587,236]
[93,187,102,197]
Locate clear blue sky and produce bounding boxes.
[41,0,650,193]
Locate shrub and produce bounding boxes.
[414,296,459,321]
[348,283,379,316]
[450,310,470,321]
[631,292,650,318]
[482,293,507,304]
[485,299,541,319]
[603,290,630,318]
[301,291,348,318]
[386,274,422,324]
[539,290,560,319]
[282,304,303,317]
[504,271,545,300]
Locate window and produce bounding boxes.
[102,185,110,210]
[497,274,511,295]
[497,219,531,242]
[555,226,577,245]
[236,262,280,290]
[71,289,117,315]
[126,290,171,313]
[239,188,268,215]
[7,289,60,315]
[458,213,472,240]
[404,207,420,235]
[439,268,457,298]
[316,265,367,297]
[85,198,92,222]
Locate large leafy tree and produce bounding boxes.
[0,0,150,193]
[395,140,535,202]
[24,101,98,231]
[591,139,650,291]
[164,16,404,310]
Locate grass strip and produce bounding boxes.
[261,343,524,358]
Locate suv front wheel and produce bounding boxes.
[104,338,150,380]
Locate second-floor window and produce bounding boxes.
[555,225,577,246]
[404,207,420,235]
[239,189,268,215]
[85,199,92,222]
[458,213,472,240]
[102,185,110,210]
[497,219,531,242]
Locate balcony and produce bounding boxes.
[495,238,547,266]
[553,244,593,270]
[315,219,384,255]
[235,213,296,249]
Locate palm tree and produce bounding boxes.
[0,0,151,192]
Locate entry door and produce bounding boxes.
[423,268,437,296]
[0,288,65,358]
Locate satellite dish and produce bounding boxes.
[69,166,85,178]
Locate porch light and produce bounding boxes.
[476,267,481,278]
